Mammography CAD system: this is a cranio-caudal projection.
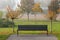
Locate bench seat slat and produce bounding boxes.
[18,25,47,30]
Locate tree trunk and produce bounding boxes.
[51,19,52,33]
[27,13,29,21]
[34,13,36,21]
[12,19,14,32]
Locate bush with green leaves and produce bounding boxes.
[0,19,15,27]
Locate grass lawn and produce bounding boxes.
[0,28,13,40]
[0,20,60,40]
[0,35,9,40]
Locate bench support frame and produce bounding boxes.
[17,25,48,36]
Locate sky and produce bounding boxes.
[0,0,51,10]
[0,0,20,10]
[35,0,51,9]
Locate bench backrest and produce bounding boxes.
[18,25,47,31]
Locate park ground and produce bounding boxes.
[0,20,60,40]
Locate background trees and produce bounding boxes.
[32,3,43,13]
[0,11,3,18]
[47,0,60,33]
[48,0,59,20]
[20,0,34,21]
[32,3,43,20]
[0,9,14,28]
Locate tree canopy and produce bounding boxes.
[32,3,43,13]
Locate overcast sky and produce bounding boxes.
[35,0,51,9]
[0,0,51,10]
[0,0,20,10]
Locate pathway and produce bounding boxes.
[7,34,58,40]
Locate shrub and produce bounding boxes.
[0,19,15,28]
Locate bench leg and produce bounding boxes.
[17,30,18,36]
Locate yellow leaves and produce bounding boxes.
[33,3,40,8]
[32,3,43,13]
[6,11,20,19]
[7,11,14,19]
[6,5,21,19]
[47,10,56,19]
[57,8,60,12]
[48,11,54,17]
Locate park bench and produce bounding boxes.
[17,25,48,35]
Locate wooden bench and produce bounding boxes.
[17,25,48,35]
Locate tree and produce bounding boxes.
[32,3,43,21]
[6,6,21,32]
[57,0,60,13]
[6,5,22,19]
[48,0,59,20]
[20,0,34,21]
[47,0,59,33]
[47,10,56,33]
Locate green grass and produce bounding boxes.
[0,20,60,40]
[14,20,60,33]
[0,35,9,40]
[53,33,60,40]
[0,28,13,40]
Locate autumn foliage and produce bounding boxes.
[6,6,20,19]
[57,8,60,13]
[47,0,59,20]
[6,11,20,19]
[32,3,43,13]
[47,10,56,20]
